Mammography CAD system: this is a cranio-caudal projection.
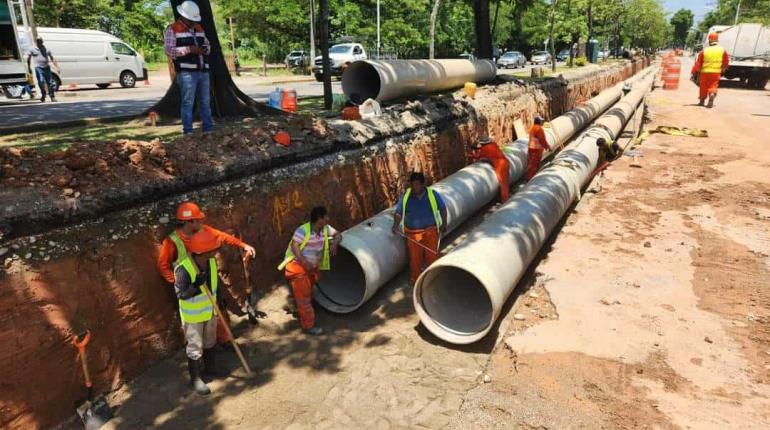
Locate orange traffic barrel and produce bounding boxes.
[281,88,298,113]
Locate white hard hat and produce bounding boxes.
[177,1,201,22]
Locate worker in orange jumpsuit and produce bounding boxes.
[157,202,257,343]
[392,172,448,284]
[470,135,511,202]
[278,206,342,335]
[526,115,551,180]
[691,33,729,108]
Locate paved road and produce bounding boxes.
[0,63,558,128]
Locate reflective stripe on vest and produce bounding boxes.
[400,186,442,231]
[176,257,218,324]
[171,20,209,72]
[168,231,188,266]
[702,45,725,74]
[277,222,330,271]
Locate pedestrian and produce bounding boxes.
[164,0,214,134]
[19,82,35,99]
[157,202,257,339]
[471,135,511,202]
[691,33,729,108]
[391,172,448,284]
[173,229,223,395]
[526,115,551,180]
[278,206,342,335]
[26,37,59,102]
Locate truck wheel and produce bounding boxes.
[314,73,323,82]
[120,71,136,88]
[96,83,110,89]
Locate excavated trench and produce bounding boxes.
[0,58,649,429]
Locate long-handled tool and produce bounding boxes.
[200,284,253,376]
[238,232,264,325]
[72,331,113,430]
[395,229,442,256]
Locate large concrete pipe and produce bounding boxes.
[413,69,657,344]
[314,70,653,314]
[341,59,497,104]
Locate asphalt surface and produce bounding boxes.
[0,64,555,128]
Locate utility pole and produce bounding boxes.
[734,0,741,25]
[22,0,38,41]
[377,0,381,59]
[319,0,332,109]
[309,0,316,72]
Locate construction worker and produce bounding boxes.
[157,202,257,339]
[596,137,622,167]
[526,115,551,180]
[174,229,222,395]
[470,135,511,202]
[279,206,342,335]
[391,172,448,284]
[691,33,729,108]
[164,0,214,134]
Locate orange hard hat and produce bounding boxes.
[188,230,220,254]
[176,202,205,221]
[708,33,718,42]
[274,131,291,147]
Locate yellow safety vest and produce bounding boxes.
[400,186,442,231]
[168,231,188,266]
[702,45,725,74]
[175,256,218,324]
[277,222,330,271]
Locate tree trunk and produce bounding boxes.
[429,0,443,59]
[151,0,271,119]
[473,0,493,59]
[548,0,557,72]
[319,0,332,109]
[491,0,500,44]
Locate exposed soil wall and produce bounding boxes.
[0,58,649,429]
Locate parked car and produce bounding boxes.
[530,51,551,65]
[285,50,309,68]
[598,50,610,60]
[556,49,571,61]
[497,51,526,69]
[17,27,147,89]
[459,52,475,62]
[312,43,367,81]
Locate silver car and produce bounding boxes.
[530,51,551,65]
[497,51,526,69]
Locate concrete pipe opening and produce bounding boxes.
[415,266,493,342]
[315,247,367,311]
[342,62,381,104]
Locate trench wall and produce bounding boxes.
[0,58,649,429]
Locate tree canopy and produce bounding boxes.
[670,8,693,48]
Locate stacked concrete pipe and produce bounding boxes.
[341,59,497,104]
[413,68,658,344]
[314,69,654,314]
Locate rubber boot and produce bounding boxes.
[697,98,705,106]
[707,94,715,108]
[203,348,228,378]
[188,358,211,395]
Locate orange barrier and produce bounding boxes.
[281,88,298,113]
[662,56,681,90]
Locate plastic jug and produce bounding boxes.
[463,82,477,99]
[268,87,282,108]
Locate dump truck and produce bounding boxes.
[0,0,28,91]
[705,23,770,89]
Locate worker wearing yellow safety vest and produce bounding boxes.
[278,206,342,335]
[691,33,729,108]
[391,172,448,284]
[173,229,222,396]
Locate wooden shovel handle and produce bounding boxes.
[200,284,253,376]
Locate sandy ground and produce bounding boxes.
[81,62,769,429]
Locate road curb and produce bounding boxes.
[0,113,140,136]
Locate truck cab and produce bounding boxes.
[312,43,367,82]
[0,0,27,88]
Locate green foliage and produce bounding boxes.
[670,8,694,48]
[575,55,586,66]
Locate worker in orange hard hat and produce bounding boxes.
[470,135,511,202]
[174,229,222,395]
[526,116,551,180]
[157,202,258,343]
[691,33,729,108]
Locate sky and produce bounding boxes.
[662,0,716,23]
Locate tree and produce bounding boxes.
[473,0,493,59]
[429,0,443,59]
[670,8,694,48]
[152,0,269,118]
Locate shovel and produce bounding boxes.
[71,330,113,429]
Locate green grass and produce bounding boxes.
[144,62,168,72]
[0,120,182,152]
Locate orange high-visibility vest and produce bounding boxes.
[702,45,725,74]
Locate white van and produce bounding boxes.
[18,27,147,89]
